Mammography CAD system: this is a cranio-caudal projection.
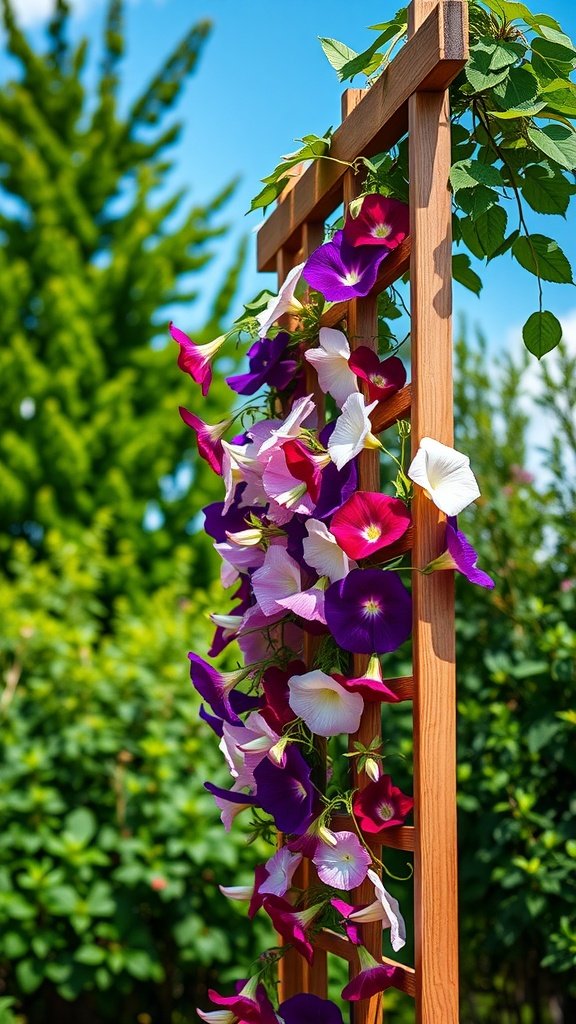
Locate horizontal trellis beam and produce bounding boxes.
[315,931,417,997]
[256,1,467,271]
[372,385,412,433]
[331,817,416,852]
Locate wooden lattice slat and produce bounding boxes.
[263,3,467,1021]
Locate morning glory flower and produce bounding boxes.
[188,652,250,725]
[302,230,388,302]
[226,331,299,395]
[424,517,494,589]
[324,568,412,654]
[261,895,323,964]
[302,518,356,582]
[251,545,302,617]
[258,847,303,897]
[170,322,226,397]
[255,262,305,337]
[304,327,359,408]
[327,393,381,471]
[353,774,413,835]
[408,436,480,516]
[348,346,407,402]
[278,993,344,1024]
[288,670,364,737]
[334,655,400,704]
[341,945,401,1002]
[262,448,316,515]
[198,977,277,1024]
[253,745,316,835]
[203,780,258,832]
[330,491,411,560]
[179,407,233,475]
[312,830,371,891]
[343,193,409,250]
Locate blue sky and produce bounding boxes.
[11,0,576,350]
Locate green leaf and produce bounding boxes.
[522,310,562,358]
[527,125,576,171]
[531,37,576,66]
[248,180,284,214]
[512,234,574,283]
[75,944,107,965]
[65,807,97,846]
[465,61,510,94]
[476,205,508,258]
[319,37,358,76]
[520,164,576,215]
[338,24,407,81]
[492,66,540,108]
[487,39,525,70]
[450,159,503,192]
[452,254,482,295]
[457,184,499,217]
[15,959,44,995]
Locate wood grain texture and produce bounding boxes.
[315,931,417,998]
[371,385,412,434]
[409,2,463,1022]
[257,2,467,271]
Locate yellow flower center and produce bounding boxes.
[372,222,391,239]
[362,523,382,542]
[363,598,381,616]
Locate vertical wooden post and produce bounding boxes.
[409,1,460,1022]
[342,88,384,1024]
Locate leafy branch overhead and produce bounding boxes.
[250,0,576,358]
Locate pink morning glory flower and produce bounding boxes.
[352,774,413,835]
[304,327,359,408]
[251,545,302,617]
[170,322,226,397]
[341,945,401,1001]
[324,568,412,654]
[262,448,316,515]
[334,655,400,704]
[258,847,303,897]
[330,491,412,561]
[343,194,409,250]
[408,436,480,516]
[327,393,381,470]
[261,895,323,964]
[288,670,364,738]
[312,830,371,891]
[179,407,233,475]
[348,346,407,403]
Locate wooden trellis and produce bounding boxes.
[256,2,468,1022]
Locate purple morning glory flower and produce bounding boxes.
[188,652,247,725]
[226,331,299,395]
[325,568,412,654]
[279,993,345,1024]
[424,517,494,589]
[253,745,316,835]
[302,230,388,302]
[203,492,266,544]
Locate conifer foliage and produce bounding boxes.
[0,0,243,593]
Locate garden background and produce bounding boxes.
[0,1,575,1023]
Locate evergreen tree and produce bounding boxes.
[0,0,244,598]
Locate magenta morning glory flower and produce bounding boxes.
[330,491,411,561]
[353,774,413,835]
[424,517,494,589]
[278,993,344,1024]
[253,744,316,835]
[179,406,232,475]
[333,653,400,703]
[170,322,226,397]
[341,945,401,1001]
[324,568,412,654]
[199,976,277,1024]
[226,332,299,396]
[343,193,409,250]
[348,347,407,403]
[302,230,388,302]
[261,895,323,964]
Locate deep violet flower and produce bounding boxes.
[353,774,413,835]
[330,491,411,560]
[424,517,494,589]
[226,332,299,395]
[188,652,249,725]
[261,895,323,964]
[325,568,412,654]
[312,831,371,890]
[313,425,358,520]
[179,407,231,475]
[253,745,316,835]
[341,945,401,1001]
[278,993,344,1024]
[302,230,388,302]
[408,436,480,516]
[203,494,267,544]
[343,194,409,250]
[348,347,407,402]
[170,322,226,397]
